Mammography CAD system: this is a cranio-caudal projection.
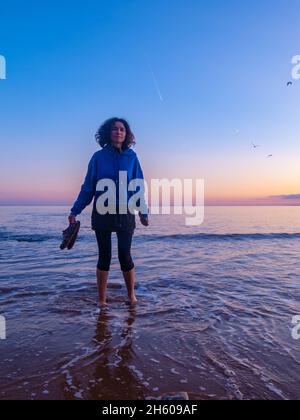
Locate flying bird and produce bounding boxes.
[267,154,273,158]
[251,142,260,149]
[287,81,293,87]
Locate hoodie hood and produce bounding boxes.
[103,143,135,157]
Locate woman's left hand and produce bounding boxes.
[139,214,149,227]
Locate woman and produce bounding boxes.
[68,117,149,309]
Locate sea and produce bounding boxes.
[0,205,299,400]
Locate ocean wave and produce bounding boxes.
[1,230,300,244]
[0,232,55,243]
[136,232,300,241]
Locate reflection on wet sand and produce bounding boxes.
[60,307,149,400]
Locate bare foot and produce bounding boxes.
[98,301,109,310]
[126,296,138,306]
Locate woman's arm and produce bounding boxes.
[134,156,149,223]
[69,154,97,218]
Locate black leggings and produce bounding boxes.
[95,229,135,272]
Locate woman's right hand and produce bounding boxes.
[68,214,76,225]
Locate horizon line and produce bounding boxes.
[1,204,300,207]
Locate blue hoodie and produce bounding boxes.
[70,143,149,220]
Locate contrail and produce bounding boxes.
[143,52,164,102]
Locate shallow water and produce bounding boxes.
[0,206,299,400]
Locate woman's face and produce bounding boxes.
[110,121,126,147]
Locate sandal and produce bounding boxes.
[60,221,80,250]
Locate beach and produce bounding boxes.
[0,205,299,400]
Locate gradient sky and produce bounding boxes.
[0,0,300,206]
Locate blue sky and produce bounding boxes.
[0,0,300,205]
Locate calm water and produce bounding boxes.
[0,206,299,400]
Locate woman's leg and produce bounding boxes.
[116,229,137,304]
[122,268,138,305]
[96,269,109,308]
[95,230,112,307]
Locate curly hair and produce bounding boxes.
[95,117,136,150]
